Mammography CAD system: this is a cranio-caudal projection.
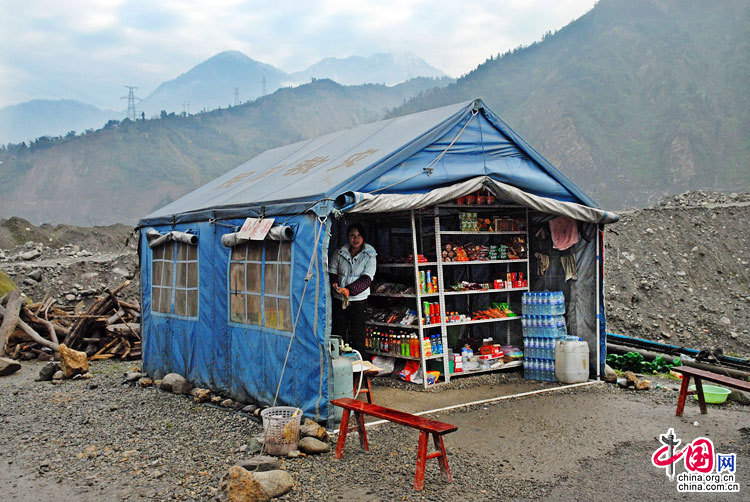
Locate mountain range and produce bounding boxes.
[0,51,449,144]
[0,0,747,225]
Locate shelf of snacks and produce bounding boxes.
[441,259,527,265]
[365,351,443,361]
[366,321,424,329]
[370,292,439,298]
[440,230,527,235]
[378,262,438,268]
[449,359,523,377]
[444,287,529,296]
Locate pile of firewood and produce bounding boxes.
[0,280,140,361]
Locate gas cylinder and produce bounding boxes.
[329,336,353,422]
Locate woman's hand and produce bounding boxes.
[338,287,350,298]
[331,282,338,289]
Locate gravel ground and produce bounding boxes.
[2,360,747,501]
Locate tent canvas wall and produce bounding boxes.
[137,99,617,425]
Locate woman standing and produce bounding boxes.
[330,223,377,355]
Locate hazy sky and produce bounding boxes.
[0,0,597,110]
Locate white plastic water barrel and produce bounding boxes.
[554,340,589,383]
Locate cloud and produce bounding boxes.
[0,0,597,108]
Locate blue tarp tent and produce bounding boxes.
[138,99,617,424]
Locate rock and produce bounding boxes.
[27,269,42,281]
[221,398,234,408]
[245,438,263,455]
[23,278,36,286]
[52,370,64,380]
[211,396,223,404]
[299,419,329,441]
[218,466,294,501]
[137,377,154,387]
[159,373,193,394]
[58,343,89,378]
[123,371,143,383]
[0,357,21,376]
[624,371,639,387]
[20,249,41,260]
[719,316,731,326]
[38,361,61,381]
[241,404,258,414]
[65,294,76,301]
[286,450,301,459]
[635,379,651,391]
[237,456,280,473]
[727,389,750,405]
[603,364,617,384]
[297,437,330,454]
[192,388,211,403]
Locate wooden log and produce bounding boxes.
[22,306,59,345]
[106,310,126,325]
[118,300,141,312]
[106,323,141,336]
[64,280,130,347]
[0,303,59,351]
[0,290,23,355]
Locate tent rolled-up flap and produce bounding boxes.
[221,225,295,247]
[145,228,199,248]
[336,176,619,225]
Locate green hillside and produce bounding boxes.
[0,77,451,225]
[391,0,750,209]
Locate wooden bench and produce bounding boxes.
[331,397,458,491]
[674,366,750,416]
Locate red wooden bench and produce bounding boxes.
[331,397,458,491]
[673,366,750,416]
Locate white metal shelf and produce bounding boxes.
[366,321,439,329]
[378,262,437,268]
[441,259,528,265]
[449,359,523,378]
[364,350,443,361]
[444,286,529,296]
[370,292,439,298]
[439,230,526,235]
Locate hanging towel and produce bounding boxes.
[549,216,579,251]
[534,252,550,276]
[561,255,578,281]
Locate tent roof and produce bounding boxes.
[140,99,599,226]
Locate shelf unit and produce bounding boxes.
[368,203,530,388]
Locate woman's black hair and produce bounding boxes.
[347,223,366,241]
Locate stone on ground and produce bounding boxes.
[192,388,211,403]
[0,357,21,376]
[603,364,617,384]
[37,361,61,381]
[298,437,330,454]
[159,373,193,394]
[237,456,280,472]
[728,389,750,405]
[218,465,293,501]
[300,418,328,441]
[137,377,153,387]
[58,343,88,378]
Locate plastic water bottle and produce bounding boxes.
[522,293,528,314]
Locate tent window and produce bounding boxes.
[151,241,199,317]
[229,240,292,331]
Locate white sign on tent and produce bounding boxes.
[237,217,275,240]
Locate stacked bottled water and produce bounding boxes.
[522,291,566,382]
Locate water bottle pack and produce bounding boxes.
[523,357,556,382]
[521,291,565,315]
[522,291,566,382]
[521,315,567,338]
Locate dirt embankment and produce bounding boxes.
[1,190,749,357]
[604,191,750,357]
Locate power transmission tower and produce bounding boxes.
[120,86,142,120]
[183,101,191,115]
[261,76,266,96]
[234,87,240,106]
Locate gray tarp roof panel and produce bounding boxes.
[139,99,602,226]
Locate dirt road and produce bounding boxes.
[1,360,746,501]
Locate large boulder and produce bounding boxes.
[159,373,193,394]
[58,343,89,378]
[0,357,21,377]
[218,466,293,501]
